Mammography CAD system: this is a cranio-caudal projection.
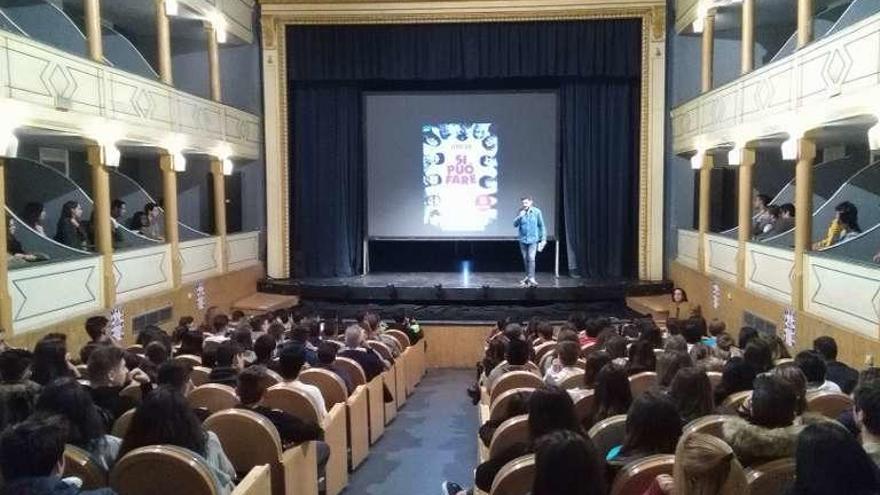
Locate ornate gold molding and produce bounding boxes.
[260,0,664,279]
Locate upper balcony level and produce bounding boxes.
[670,0,880,155]
[0,0,261,160]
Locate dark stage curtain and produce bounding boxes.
[287,20,642,278]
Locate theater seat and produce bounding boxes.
[111,408,136,438]
[231,464,272,495]
[706,371,723,391]
[745,457,796,495]
[191,366,212,387]
[109,445,221,495]
[334,357,367,387]
[489,454,535,495]
[628,372,657,398]
[610,454,675,495]
[490,371,543,405]
[806,391,853,419]
[187,384,239,414]
[489,388,534,422]
[63,444,107,490]
[533,342,555,364]
[683,414,730,439]
[127,344,144,355]
[572,390,595,424]
[174,354,202,367]
[204,408,318,495]
[384,329,411,350]
[588,414,627,459]
[299,368,349,406]
[119,382,143,403]
[559,373,585,390]
[721,390,752,411]
[489,415,529,460]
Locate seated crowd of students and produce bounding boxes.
[0,305,424,494]
[446,312,880,495]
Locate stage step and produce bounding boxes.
[626,295,671,324]
[232,292,299,315]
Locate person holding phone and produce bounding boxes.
[514,196,546,287]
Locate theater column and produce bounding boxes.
[156,0,173,85]
[160,154,181,288]
[698,153,714,273]
[701,12,715,93]
[84,0,103,63]
[87,145,116,308]
[0,158,12,332]
[792,138,817,310]
[206,23,222,102]
[741,0,755,74]
[210,159,228,273]
[798,0,813,48]
[736,148,756,287]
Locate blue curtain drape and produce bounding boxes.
[287,20,641,278]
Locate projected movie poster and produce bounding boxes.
[422,123,498,232]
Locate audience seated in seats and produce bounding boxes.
[135,325,172,353]
[603,335,628,364]
[387,311,422,345]
[645,432,746,495]
[0,415,116,495]
[23,201,48,237]
[531,320,555,347]
[813,336,859,394]
[738,327,760,350]
[288,326,319,366]
[33,378,120,470]
[704,319,725,347]
[720,373,832,466]
[442,385,589,495]
[32,337,77,386]
[277,344,326,420]
[638,323,664,350]
[814,201,862,250]
[713,358,757,405]
[202,341,220,368]
[795,350,842,393]
[358,311,401,358]
[208,343,245,387]
[108,199,126,246]
[668,288,693,320]
[689,343,724,372]
[605,390,681,476]
[758,203,795,240]
[543,341,581,387]
[144,341,169,369]
[229,310,246,330]
[479,389,531,449]
[231,329,256,366]
[656,351,693,389]
[571,314,596,348]
[339,325,389,382]
[668,367,714,425]
[769,364,808,416]
[663,335,687,354]
[586,362,632,429]
[206,314,233,344]
[252,334,278,369]
[248,315,270,341]
[6,218,47,267]
[315,341,354,395]
[156,360,212,422]
[86,346,150,429]
[625,340,656,376]
[788,422,880,495]
[752,193,773,237]
[119,387,236,494]
[854,381,880,467]
[681,317,707,352]
[531,429,606,495]
[142,202,164,241]
[54,201,88,251]
[743,338,774,374]
[569,351,611,403]
[176,330,204,357]
[714,333,740,361]
[765,334,792,362]
[0,349,40,430]
[84,316,112,345]
[485,338,535,393]
[235,365,330,471]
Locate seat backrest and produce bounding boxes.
[110,445,219,495]
[588,414,627,458]
[706,371,723,390]
[774,358,794,367]
[263,385,320,424]
[489,388,534,422]
[559,372,585,390]
[63,444,107,490]
[127,344,145,355]
[490,371,543,405]
[806,391,854,419]
[187,384,239,414]
[572,390,596,424]
[265,369,282,385]
[231,464,272,495]
[174,354,202,367]
[384,329,411,349]
[628,372,657,398]
[299,368,349,406]
[191,366,212,387]
[490,454,535,495]
[111,408,136,438]
[366,340,393,361]
[745,457,796,495]
[489,415,530,460]
[334,357,367,387]
[610,454,675,495]
[119,383,143,403]
[533,342,556,363]
[204,408,282,473]
[721,390,752,411]
[682,414,730,439]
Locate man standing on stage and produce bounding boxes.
[514,196,546,287]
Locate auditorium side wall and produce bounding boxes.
[669,261,880,369]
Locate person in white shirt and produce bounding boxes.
[543,341,582,387]
[795,350,842,394]
[278,344,326,421]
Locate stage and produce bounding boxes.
[259,273,671,322]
